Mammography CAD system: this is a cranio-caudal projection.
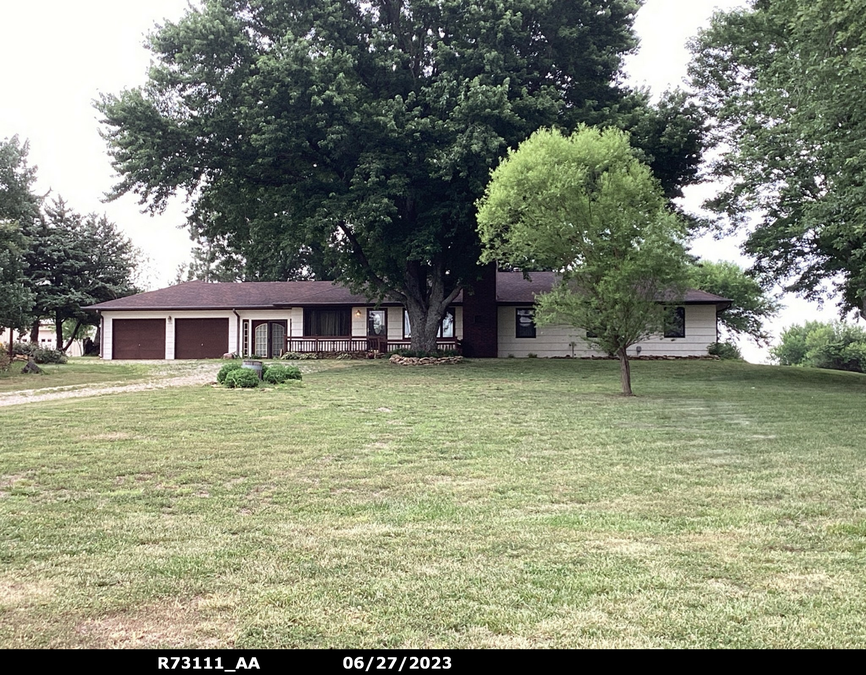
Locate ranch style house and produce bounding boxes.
[85,270,731,360]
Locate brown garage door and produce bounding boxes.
[174,318,229,359]
[112,319,166,360]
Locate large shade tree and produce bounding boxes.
[98,0,704,351]
[689,0,866,315]
[477,126,690,395]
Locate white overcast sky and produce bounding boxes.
[0,0,851,362]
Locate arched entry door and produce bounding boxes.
[253,321,287,358]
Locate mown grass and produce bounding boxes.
[0,357,157,394]
[1,358,865,648]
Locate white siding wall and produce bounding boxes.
[497,305,717,358]
[352,306,366,336]
[630,304,718,356]
[388,308,404,341]
[289,308,303,337]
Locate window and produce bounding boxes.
[367,309,386,337]
[304,308,351,336]
[403,307,455,339]
[664,306,686,338]
[254,324,268,357]
[515,308,536,338]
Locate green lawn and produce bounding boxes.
[1,358,865,648]
[0,357,157,394]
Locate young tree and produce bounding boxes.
[689,260,780,345]
[477,126,690,395]
[689,0,866,314]
[97,0,704,352]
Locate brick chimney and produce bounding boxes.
[461,262,498,358]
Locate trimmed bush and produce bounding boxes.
[263,364,302,384]
[224,367,260,388]
[217,361,244,384]
[708,341,742,360]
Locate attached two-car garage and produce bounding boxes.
[111,317,229,359]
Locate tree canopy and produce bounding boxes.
[689,0,866,315]
[477,125,690,395]
[98,0,704,351]
[25,198,140,350]
[689,260,780,345]
[771,321,866,374]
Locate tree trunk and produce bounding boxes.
[62,320,83,353]
[29,319,39,343]
[399,258,462,354]
[404,300,443,353]
[618,347,634,396]
[55,312,64,353]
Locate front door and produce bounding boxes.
[367,309,387,351]
[253,321,287,358]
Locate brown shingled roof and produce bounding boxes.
[494,271,732,307]
[87,273,732,311]
[86,280,374,310]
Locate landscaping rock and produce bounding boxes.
[389,354,464,366]
[21,359,43,374]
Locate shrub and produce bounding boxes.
[224,367,260,388]
[281,352,317,360]
[527,353,538,358]
[771,321,866,373]
[12,341,34,357]
[0,346,9,371]
[263,364,302,384]
[32,347,67,364]
[708,341,742,360]
[217,361,244,384]
[10,342,67,364]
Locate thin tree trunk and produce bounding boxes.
[29,319,39,343]
[618,347,634,396]
[55,312,64,352]
[62,320,83,353]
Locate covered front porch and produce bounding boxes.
[283,336,461,354]
[240,305,463,357]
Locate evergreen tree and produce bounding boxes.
[25,198,139,351]
[0,136,39,332]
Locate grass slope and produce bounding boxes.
[1,359,864,648]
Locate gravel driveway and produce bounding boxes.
[0,361,218,408]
